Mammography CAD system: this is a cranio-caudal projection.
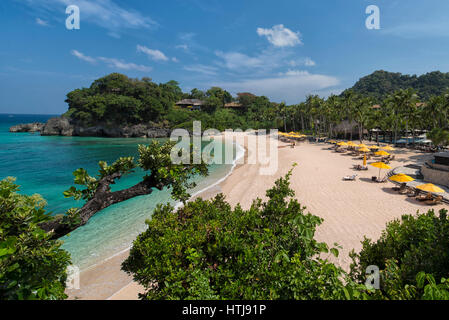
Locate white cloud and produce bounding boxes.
[172,57,179,63]
[71,49,151,72]
[214,72,339,104]
[137,45,169,61]
[288,57,316,67]
[21,0,157,35]
[215,51,263,70]
[215,49,310,74]
[98,57,152,72]
[184,64,218,76]
[304,57,316,67]
[175,44,189,52]
[71,50,96,63]
[178,32,196,41]
[278,69,310,76]
[35,18,49,26]
[257,24,302,47]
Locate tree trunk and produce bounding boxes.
[405,120,409,147]
[40,174,161,239]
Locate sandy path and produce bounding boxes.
[67,133,447,299]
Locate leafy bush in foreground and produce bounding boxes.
[0,178,71,300]
[122,168,366,300]
[350,209,449,299]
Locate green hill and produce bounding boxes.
[344,70,449,101]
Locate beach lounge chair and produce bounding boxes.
[353,164,368,171]
[393,183,407,192]
[372,176,387,183]
[425,196,443,205]
[407,189,419,197]
[343,174,358,181]
[399,185,410,195]
[416,193,433,202]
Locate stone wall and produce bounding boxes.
[421,161,449,188]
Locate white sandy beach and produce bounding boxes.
[67,132,447,300]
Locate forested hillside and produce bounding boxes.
[63,73,278,131]
[344,70,449,102]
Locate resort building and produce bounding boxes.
[175,99,204,111]
[224,102,243,109]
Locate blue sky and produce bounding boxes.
[1,0,449,114]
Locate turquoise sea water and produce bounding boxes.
[0,114,239,270]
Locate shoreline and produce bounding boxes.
[67,134,447,300]
[66,134,247,300]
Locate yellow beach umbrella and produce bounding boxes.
[358,143,368,148]
[347,141,356,146]
[382,146,395,151]
[375,150,390,157]
[359,147,371,153]
[369,145,380,150]
[371,162,392,179]
[371,162,392,170]
[337,142,348,146]
[416,183,445,193]
[389,174,415,183]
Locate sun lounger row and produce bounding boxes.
[393,184,444,205]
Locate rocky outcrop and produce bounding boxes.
[147,128,171,138]
[9,122,45,133]
[12,116,172,139]
[41,117,75,136]
[123,124,149,138]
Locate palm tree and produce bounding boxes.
[278,102,288,132]
[385,89,415,145]
[341,90,357,141]
[353,96,373,143]
[305,95,322,138]
[428,128,449,150]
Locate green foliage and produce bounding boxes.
[344,70,449,102]
[350,209,449,298]
[0,178,71,300]
[64,141,208,205]
[63,73,279,131]
[63,157,136,201]
[138,140,208,203]
[65,73,182,126]
[122,169,360,300]
[428,128,449,147]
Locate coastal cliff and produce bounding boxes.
[11,117,171,138]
